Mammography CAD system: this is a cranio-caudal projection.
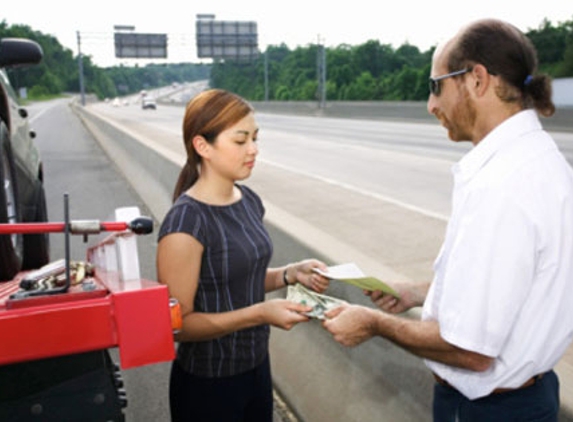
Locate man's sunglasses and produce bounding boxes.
[429,68,472,96]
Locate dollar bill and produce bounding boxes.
[286,283,347,320]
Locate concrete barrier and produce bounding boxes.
[249,100,573,134]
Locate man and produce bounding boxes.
[323,18,573,421]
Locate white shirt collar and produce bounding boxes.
[453,110,542,183]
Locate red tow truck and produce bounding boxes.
[0,37,179,421]
[0,197,180,421]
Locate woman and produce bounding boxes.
[156,89,329,422]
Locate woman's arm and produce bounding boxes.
[265,259,330,293]
[157,233,312,342]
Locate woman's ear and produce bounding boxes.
[192,135,210,158]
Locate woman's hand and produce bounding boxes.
[290,259,330,293]
[259,299,313,330]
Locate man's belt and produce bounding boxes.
[432,372,544,394]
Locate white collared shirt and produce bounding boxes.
[422,110,573,400]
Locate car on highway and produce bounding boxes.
[0,37,50,280]
[142,96,157,110]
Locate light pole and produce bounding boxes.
[76,31,85,106]
[264,49,269,101]
[316,35,326,109]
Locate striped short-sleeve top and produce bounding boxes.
[158,184,273,377]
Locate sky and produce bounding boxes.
[3,1,572,67]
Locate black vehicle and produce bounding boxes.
[0,38,49,280]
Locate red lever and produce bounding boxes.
[0,217,153,235]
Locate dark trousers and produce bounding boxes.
[433,370,560,422]
[169,355,273,422]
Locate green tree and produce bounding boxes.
[527,19,568,66]
[327,45,357,91]
[346,71,377,100]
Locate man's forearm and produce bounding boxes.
[372,310,493,372]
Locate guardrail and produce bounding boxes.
[248,100,573,133]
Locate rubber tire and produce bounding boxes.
[22,183,50,270]
[0,121,23,281]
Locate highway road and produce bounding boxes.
[27,99,173,421]
[25,94,573,421]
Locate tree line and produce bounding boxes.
[213,17,573,101]
[1,17,572,102]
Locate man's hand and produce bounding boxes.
[322,304,379,347]
[366,280,430,314]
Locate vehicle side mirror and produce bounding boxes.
[0,38,43,68]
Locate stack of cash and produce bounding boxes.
[286,283,347,320]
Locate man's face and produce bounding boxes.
[427,52,476,143]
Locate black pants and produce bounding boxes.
[169,355,273,422]
[433,370,560,422]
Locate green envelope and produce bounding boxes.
[313,263,400,298]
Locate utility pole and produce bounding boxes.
[76,31,86,106]
[264,49,269,102]
[316,35,326,109]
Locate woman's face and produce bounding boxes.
[208,112,259,181]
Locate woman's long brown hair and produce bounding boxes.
[172,89,254,202]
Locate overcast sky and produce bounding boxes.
[3,1,572,67]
